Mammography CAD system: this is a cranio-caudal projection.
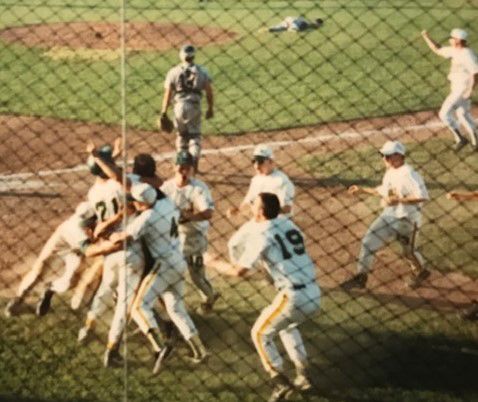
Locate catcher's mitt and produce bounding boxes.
[158,113,174,133]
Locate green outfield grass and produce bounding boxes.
[0,1,476,134]
[302,138,478,278]
[0,274,477,402]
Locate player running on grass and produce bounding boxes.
[340,141,430,290]
[224,193,320,402]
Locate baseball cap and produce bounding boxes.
[450,28,468,41]
[179,44,196,62]
[175,150,194,166]
[130,183,157,205]
[252,144,273,163]
[379,140,406,156]
[75,201,97,227]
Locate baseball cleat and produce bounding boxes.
[36,289,55,316]
[406,269,431,289]
[103,348,123,368]
[198,292,221,315]
[293,373,312,391]
[4,297,22,317]
[459,302,478,321]
[268,374,294,402]
[340,272,368,290]
[452,139,468,151]
[77,326,92,344]
[153,344,175,374]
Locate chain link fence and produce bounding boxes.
[0,1,477,401]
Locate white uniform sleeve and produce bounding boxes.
[376,171,391,198]
[409,170,429,200]
[242,177,258,205]
[228,221,260,267]
[236,234,267,269]
[200,65,212,83]
[464,49,478,75]
[282,176,295,206]
[125,211,151,241]
[193,182,214,212]
[164,68,175,90]
[436,46,453,59]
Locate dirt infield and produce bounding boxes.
[0,22,237,51]
[0,110,476,314]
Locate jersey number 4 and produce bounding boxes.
[274,229,305,260]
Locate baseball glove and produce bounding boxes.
[158,113,174,133]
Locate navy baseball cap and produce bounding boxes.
[175,150,194,166]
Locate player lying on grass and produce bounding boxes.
[259,16,323,33]
[340,140,431,290]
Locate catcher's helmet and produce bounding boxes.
[179,44,196,62]
[87,144,113,178]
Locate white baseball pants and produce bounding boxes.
[16,229,82,298]
[439,89,477,146]
[107,251,144,348]
[357,214,425,274]
[132,257,198,341]
[174,101,202,159]
[251,284,321,375]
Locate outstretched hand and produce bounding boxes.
[348,185,361,195]
[86,140,96,154]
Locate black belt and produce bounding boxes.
[279,283,307,291]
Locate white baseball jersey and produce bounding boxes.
[229,217,317,291]
[87,179,124,222]
[283,16,309,31]
[47,214,91,257]
[164,63,212,104]
[126,197,183,267]
[243,169,295,211]
[376,164,429,225]
[160,178,214,236]
[437,46,478,96]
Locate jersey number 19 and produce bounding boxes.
[274,229,305,260]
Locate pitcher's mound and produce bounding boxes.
[0,21,237,51]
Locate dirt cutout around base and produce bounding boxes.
[0,22,237,52]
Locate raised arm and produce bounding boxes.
[421,30,442,55]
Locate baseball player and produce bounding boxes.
[422,28,478,151]
[4,202,97,317]
[160,44,214,172]
[93,200,145,368]
[161,151,219,314]
[261,16,323,33]
[446,189,478,321]
[77,143,128,342]
[227,192,320,402]
[341,141,430,290]
[109,183,208,373]
[227,144,295,219]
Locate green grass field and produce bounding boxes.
[1,275,477,402]
[0,1,476,134]
[0,1,477,401]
